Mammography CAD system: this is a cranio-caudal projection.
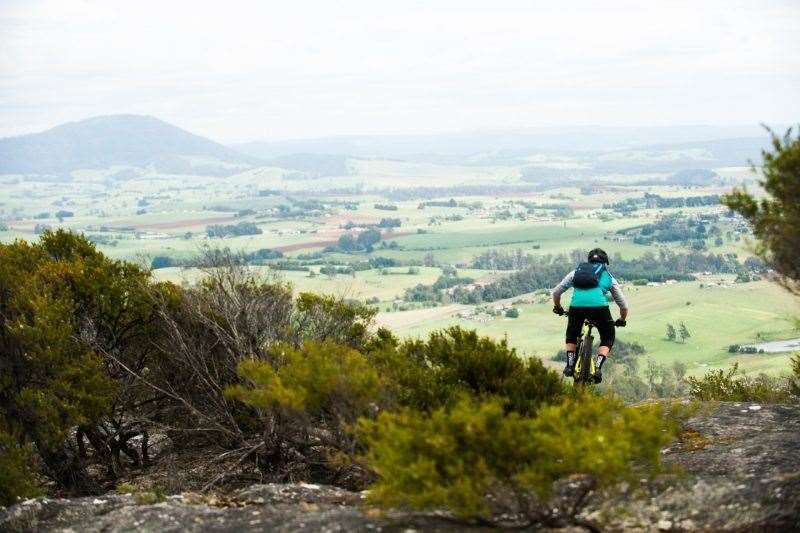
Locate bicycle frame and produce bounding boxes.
[572,319,598,385]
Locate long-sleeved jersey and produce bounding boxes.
[552,268,628,309]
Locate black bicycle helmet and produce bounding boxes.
[587,248,609,265]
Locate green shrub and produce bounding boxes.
[294,292,376,350]
[359,393,684,525]
[135,488,166,505]
[791,355,800,397]
[227,341,384,421]
[368,326,565,416]
[0,230,160,495]
[686,363,792,403]
[115,483,136,494]
[0,431,40,506]
[226,341,387,485]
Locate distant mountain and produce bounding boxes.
[0,115,260,176]
[233,125,776,160]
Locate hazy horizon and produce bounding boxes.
[2,0,799,143]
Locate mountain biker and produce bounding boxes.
[551,248,628,383]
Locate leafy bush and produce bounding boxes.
[0,431,40,506]
[369,326,565,416]
[0,230,160,495]
[228,341,384,420]
[686,363,792,403]
[360,393,685,527]
[227,341,386,485]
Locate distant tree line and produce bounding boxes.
[404,248,762,305]
[206,221,263,238]
[150,247,283,269]
[417,198,483,210]
[605,193,720,214]
[382,184,546,201]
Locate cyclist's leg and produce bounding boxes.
[592,307,615,381]
[563,307,586,376]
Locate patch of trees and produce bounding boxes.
[244,248,283,263]
[206,222,263,238]
[606,193,720,214]
[471,249,539,270]
[377,218,401,228]
[374,203,398,211]
[151,255,175,269]
[328,229,383,253]
[728,344,765,354]
[320,265,355,277]
[623,213,713,245]
[665,322,691,343]
[151,248,283,270]
[418,198,482,210]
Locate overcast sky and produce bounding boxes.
[1,0,798,143]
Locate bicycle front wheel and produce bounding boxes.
[576,333,593,384]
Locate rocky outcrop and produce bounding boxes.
[611,401,800,531]
[2,402,798,532]
[0,484,483,532]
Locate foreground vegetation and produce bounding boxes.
[0,231,695,528]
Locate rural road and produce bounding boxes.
[742,338,800,353]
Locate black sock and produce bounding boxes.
[566,351,576,366]
[596,354,607,370]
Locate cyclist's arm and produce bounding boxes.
[552,271,575,308]
[609,277,629,319]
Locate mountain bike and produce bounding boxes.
[559,311,624,385]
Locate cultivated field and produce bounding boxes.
[4,155,795,379]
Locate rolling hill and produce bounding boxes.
[0,114,260,176]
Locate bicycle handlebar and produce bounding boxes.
[554,307,626,327]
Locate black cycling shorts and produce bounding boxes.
[565,306,615,348]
